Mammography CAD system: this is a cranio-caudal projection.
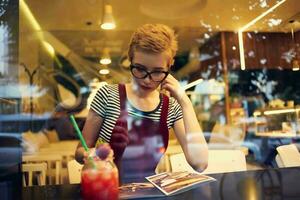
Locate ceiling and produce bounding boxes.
[20,0,300,57]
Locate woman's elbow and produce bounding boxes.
[191,162,208,173]
[189,153,208,173]
[194,162,208,173]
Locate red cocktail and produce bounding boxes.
[81,159,119,200]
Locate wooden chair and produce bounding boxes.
[33,140,78,183]
[209,124,248,153]
[169,150,247,174]
[208,123,265,160]
[276,144,300,168]
[67,159,83,184]
[155,145,183,173]
[23,154,62,185]
[22,163,47,186]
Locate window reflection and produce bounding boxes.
[0,0,299,189]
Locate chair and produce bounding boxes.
[209,123,246,149]
[22,163,47,186]
[67,159,83,184]
[209,123,264,160]
[155,145,183,173]
[22,154,62,185]
[169,150,247,174]
[275,144,300,168]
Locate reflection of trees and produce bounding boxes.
[230,69,300,104]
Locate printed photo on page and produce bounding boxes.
[146,171,216,196]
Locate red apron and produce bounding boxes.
[111,84,169,183]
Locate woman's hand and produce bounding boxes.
[75,147,90,164]
[109,114,129,163]
[161,74,186,103]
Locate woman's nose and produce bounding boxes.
[143,75,152,84]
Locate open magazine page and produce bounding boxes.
[119,183,165,199]
[146,171,216,196]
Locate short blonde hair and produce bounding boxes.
[128,24,178,65]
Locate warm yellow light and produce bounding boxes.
[42,41,55,57]
[253,111,261,116]
[292,60,299,71]
[99,48,111,65]
[238,0,286,70]
[99,69,110,75]
[101,23,116,30]
[99,64,110,75]
[264,108,295,115]
[20,0,56,58]
[238,31,246,70]
[20,0,41,32]
[100,58,111,65]
[292,67,300,71]
[100,5,116,30]
[99,58,111,65]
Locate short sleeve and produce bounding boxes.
[167,97,183,128]
[90,85,109,118]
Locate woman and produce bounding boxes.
[75,24,208,183]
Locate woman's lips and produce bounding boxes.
[140,85,153,90]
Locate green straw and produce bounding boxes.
[70,115,89,151]
[70,115,96,168]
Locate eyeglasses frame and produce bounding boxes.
[130,64,169,82]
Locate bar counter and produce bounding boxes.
[22,167,300,199]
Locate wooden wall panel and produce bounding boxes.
[223,31,300,69]
[188,31,300,80]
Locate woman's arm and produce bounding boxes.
[75,109,103,164]
[173,99,208,172]
[161,75,208,172]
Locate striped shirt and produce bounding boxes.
[90,84,183,142]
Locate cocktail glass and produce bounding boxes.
[81,159,119,200]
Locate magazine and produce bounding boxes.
[146,171,216,196]
[119,182,165,199]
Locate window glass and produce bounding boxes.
[2,0,300,189]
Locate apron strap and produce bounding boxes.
[160,94,169,126]
[118,84,127,111]
[160,94,169,148]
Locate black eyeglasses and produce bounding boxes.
[130,64,169,82]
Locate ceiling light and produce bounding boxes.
[100,4,116,30]
[99,48,111,65]
[99,65,110,75]
[100,58,111,65]
[292,60,299,71]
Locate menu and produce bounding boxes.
[119,171,215,199]
[146,171,215,196]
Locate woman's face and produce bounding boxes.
[131,51,170,92]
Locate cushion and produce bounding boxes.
[22,131,39,153]
[43,129,60,143]
[35,131,50,148]
[22,131,50,153]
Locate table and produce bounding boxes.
[255,132,300,138]
[255,133,300,165]
[22,167,300,199]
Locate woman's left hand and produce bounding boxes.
[161,74,186,103]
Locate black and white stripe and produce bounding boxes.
[90,84,183,142]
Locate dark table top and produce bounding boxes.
[22,167,300,200]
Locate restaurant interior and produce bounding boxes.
[1,0,300,199]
